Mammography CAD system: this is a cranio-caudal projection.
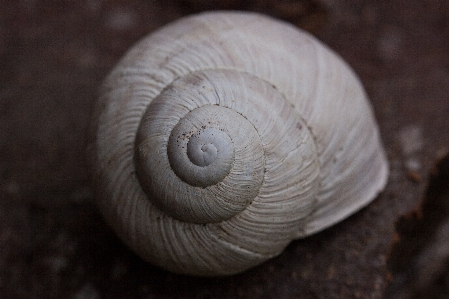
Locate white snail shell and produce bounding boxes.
[89,11,389,276]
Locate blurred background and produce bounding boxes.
[1,0,449,298]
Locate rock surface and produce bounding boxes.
[1,0,449,298]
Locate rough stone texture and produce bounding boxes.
[1,0,448,298]
[386,154,449,299]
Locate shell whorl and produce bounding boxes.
[90,12,389,276]
[134,69,320,229]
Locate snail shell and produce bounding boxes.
[89,11,389,276]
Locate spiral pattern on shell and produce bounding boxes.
[89,12,389,276]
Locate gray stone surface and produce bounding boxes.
[1,0,449,298]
